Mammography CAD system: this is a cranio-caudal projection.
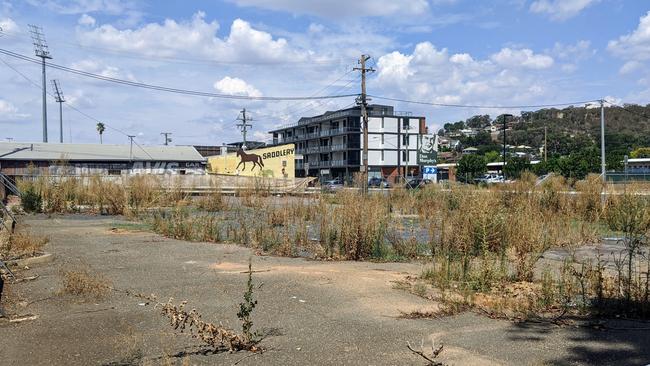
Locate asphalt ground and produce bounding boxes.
[1,215,649,365]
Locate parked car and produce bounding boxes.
[322,177,344,192]
[368,177,391,188]
[404,178,433,189]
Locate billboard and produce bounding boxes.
[417,134,438,165]
[207,144,295,178]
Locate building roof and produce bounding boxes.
[0,142,205,162]
[628,158,650,163]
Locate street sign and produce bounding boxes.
[423,166,437,182]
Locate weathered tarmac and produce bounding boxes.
[1,215,649,365]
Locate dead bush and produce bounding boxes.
[60,268,112,299]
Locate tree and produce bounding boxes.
[630,147,650,159]
[466,115,491,129]
[457,154,486,183]
[505,156,531,179]
[96,123,105,144]
[484,150,501,163]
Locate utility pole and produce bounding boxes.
[51,80,65,143]
[502,115,507,180]
[127,135,135,161]
[236,108,253,150]
[600,99,606,184]
[544,126,548,162]
[28,24,52,143]
[354,54,375,192]
[161,132,172,146]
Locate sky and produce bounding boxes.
[0,0,649,146]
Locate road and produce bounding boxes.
[1,215,649,365]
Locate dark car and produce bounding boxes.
[404,178,433,189]
[368,177,391,188]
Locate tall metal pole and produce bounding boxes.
[354,54,375,192]
[41,58,48,142]
[51,80,65,143]
[600,99,606,183]
[127,135,135,161]
[29,25,52,143]
[502,115,507,180]
[236,108,252,150]
[58,101,63,143]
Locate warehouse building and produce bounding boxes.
[0,142,206,178]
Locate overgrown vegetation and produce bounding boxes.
[14,171,650,319]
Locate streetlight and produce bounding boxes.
[500,114,513,180]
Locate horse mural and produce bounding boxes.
[236,148,265,171]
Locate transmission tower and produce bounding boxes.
[236,108,253,150]
[28,24,52,143]
[51,79,65,143]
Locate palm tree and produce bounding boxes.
[96,123,105,144]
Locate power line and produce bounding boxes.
[367,94,601,110]
[0,48,358,101]
[0,54,133,140]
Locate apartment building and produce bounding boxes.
[269,104,427,182]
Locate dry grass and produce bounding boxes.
[0,229,49,260]
[59,268,112,299]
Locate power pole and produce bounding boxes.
[127,135,135,161]
[544,126,548,162]
[161,132,172,146]
[502,115,507,180]
[236,108,252,150]
[600,99,606,184]
[51,80,65,143]
[354,54,375,192]
[28,24,52,143]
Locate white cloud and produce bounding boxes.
[0,99,28,119]
[0,17,18,33]
[70,59,136,80]
[374,42,559,112]
[608,11,650,62]
[77,13,307,63]
[490,48,554,69]
[214,77,261,97]
[78,14,96,26]
[551,40,594,73]
[26,0,134,15]
[530,0,597,21]
[228,0,429,18]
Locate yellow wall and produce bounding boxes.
[207,144,295,178]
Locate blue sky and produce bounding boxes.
[1,0,649,145]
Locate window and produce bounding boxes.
[402,118,410,130]
[402,150,409,162]
[381,150,384,161]
[381,118,384,129]
[402,134,409,146]
[108,169,121,176]
[381,134,384,145]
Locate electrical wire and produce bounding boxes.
[0,55,153,158]
[367,95,601,109]
[0,48,358,101]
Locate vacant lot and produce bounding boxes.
[0,215,649,365]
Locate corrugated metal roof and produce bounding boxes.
[0,142,205,162]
